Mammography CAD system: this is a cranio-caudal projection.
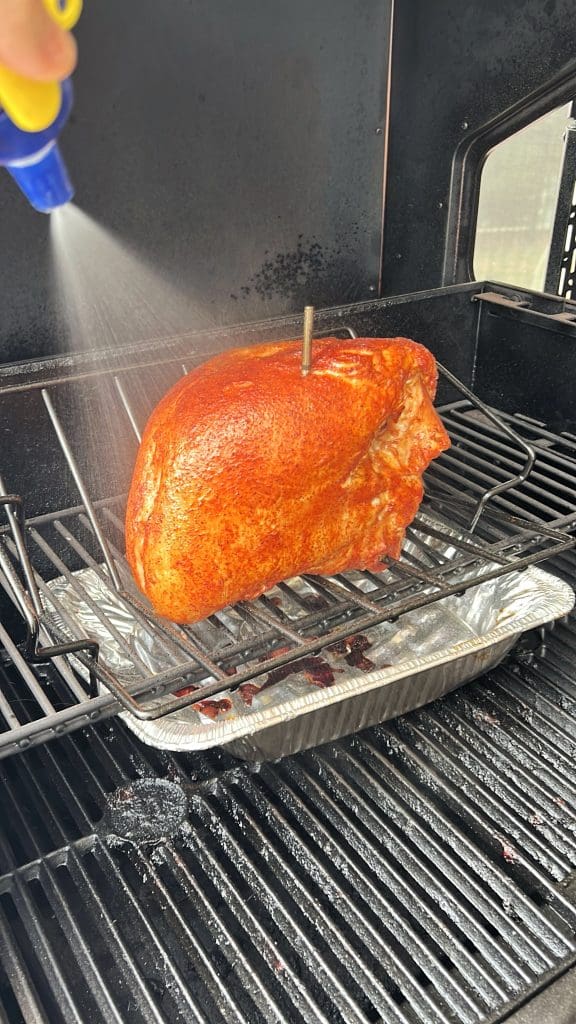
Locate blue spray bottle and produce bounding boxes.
[0,0,82,213]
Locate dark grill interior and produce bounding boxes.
[1,567,576,1023]
[1,0,576,1010]
[0,285,575,1021]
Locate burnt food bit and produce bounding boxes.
[327,633,376,671]
[262,654,337,690]
[194,697,233,719]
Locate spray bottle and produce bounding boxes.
[0,0,82,213]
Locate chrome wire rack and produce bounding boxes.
[0,339,573,754]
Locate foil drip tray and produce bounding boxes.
[44,523,574,761]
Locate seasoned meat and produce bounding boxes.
[125,337,450,623]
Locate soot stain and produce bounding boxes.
[243,232,364,304]
[251,238,327,300]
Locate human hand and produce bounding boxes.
[0,0,77,81]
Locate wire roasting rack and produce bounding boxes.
[0,327,573,749]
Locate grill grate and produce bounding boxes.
[432,403,576,530]
[0,387,573,752]
[1,569,576,1023]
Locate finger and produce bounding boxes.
[0,0,77,81]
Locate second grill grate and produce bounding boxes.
[0,345,573,750]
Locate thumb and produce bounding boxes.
[0,0,77,82]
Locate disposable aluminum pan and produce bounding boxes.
[46,561,574,761]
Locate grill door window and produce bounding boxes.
[474,103,572,293]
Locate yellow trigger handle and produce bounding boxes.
[0,0,82,133]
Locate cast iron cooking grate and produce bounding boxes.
[0,344,573,754]
[1,564,576,1024]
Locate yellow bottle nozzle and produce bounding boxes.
[43,0,83,32]
[0,0,82,133]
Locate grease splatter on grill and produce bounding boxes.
[327,633,377,671]
[263,655,338,690]
[174,684,197,699]
[195,698,233,719]
[239,653,337,706]
[500,839,519,863]
[173,665,237,704]
[178,634,378,716]
[301,593,330,612]
[173,685,233,719]
[239,683,261,707]
[101,779,188,843]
